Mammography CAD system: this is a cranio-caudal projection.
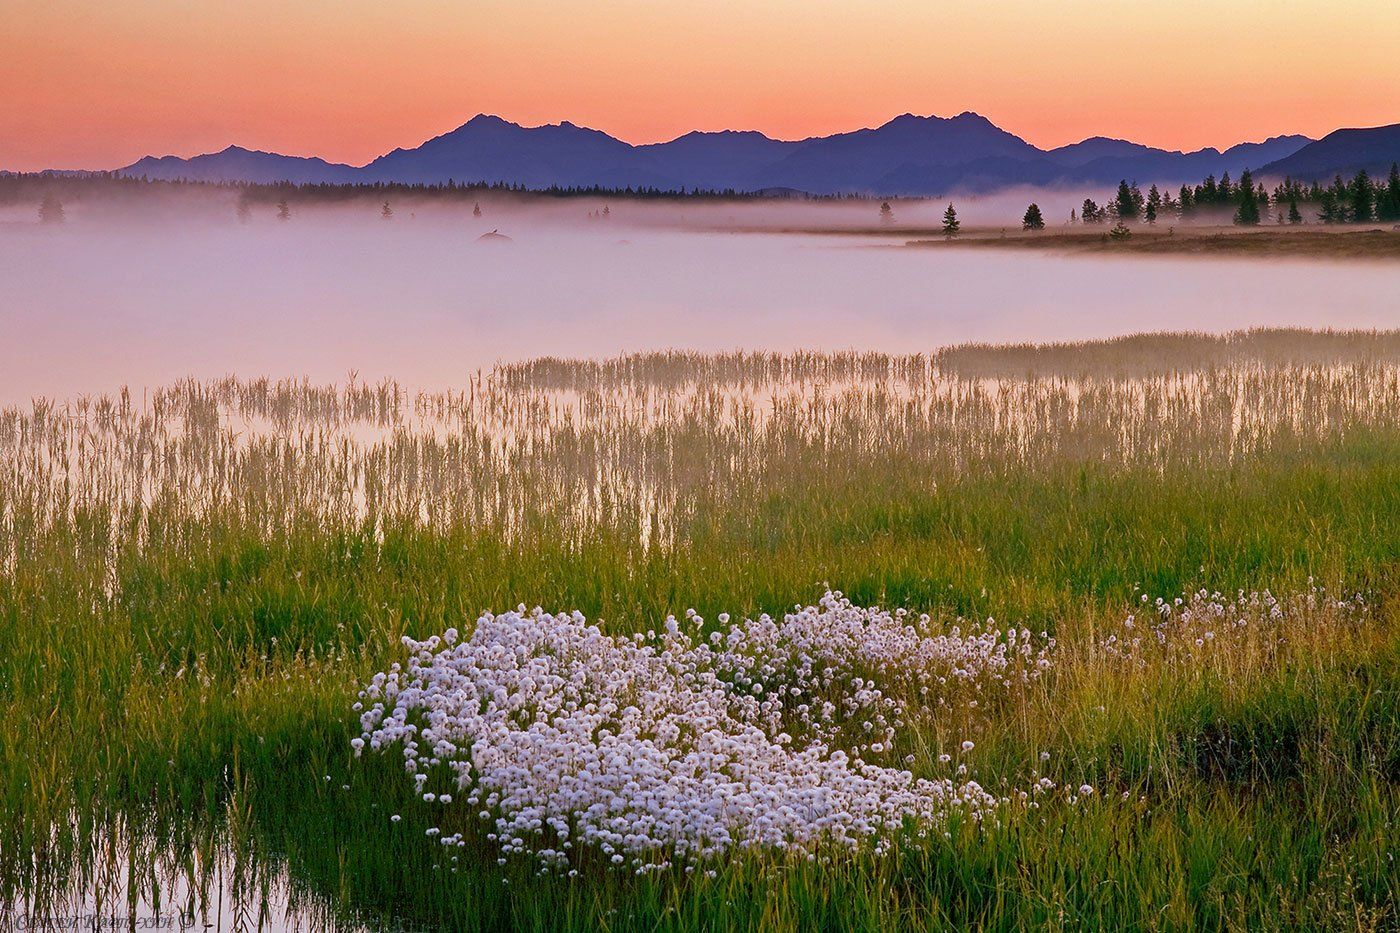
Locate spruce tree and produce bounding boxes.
[382,202,394,220]
[1114,180,1139,221]
[879,201,894,224]
[1234,169,1260,225]
[277,199,291,221]
[1287,199,1303,224]
[1376,164,1400,221]
[1145,184,1162,225]
[1200,174,1218,204]
[1081,198,1102,224]
[941,203,960,237]
[1349,170,1374,223]
[1318,189,1339,224]
[1022,203,1045,231]
[1329,176,1351,223]
[473,202,483,217]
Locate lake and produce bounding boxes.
[2,220,1397,404]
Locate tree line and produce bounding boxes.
[1067,165,1400,227]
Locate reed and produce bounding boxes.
[1,329,1396,929]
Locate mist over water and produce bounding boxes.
[2,202,1398,404]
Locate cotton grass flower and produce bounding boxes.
[356,591,1051,871]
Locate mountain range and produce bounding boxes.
[111,112,1400,196]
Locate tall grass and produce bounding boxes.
[1,329,1397,929]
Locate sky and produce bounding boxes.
[4,0,1399,172]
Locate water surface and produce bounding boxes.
[2,221,1396,404]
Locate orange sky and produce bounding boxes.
[4,0,1398,171]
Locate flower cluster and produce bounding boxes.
[1098,584,1368,667]
[354,591,1051,871]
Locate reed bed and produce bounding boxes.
[1,329,1397,930]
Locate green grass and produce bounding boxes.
[1,332,1397,929]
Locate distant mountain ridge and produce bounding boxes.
[101,112,1386,196]
[1257,124,1400,180]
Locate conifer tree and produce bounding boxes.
[1200,174,1218,204]
[1377,164,1400,222]
[1177,185,1194,216]
[1287,199,1303,224]
[1145,184,1162,225]
[1114,180,1139,222]
[236,197,251,223]
[941,203,960,237]
[1349,170,1374,223]
[382,202,394,220]
[1081,198,1102,224]
[473,202,483,217]
[277,199,291,221]
[1218,172,1234,203]
[1022,203,1045,231]
[879,201,894,224]
[1234,169,1260,225]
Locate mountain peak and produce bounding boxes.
[102,111,1344,195]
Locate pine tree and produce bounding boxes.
[1349,170,1375,223]
[38,195,64,224]
[382,202,394,220]
[1178,185,1194,217]
[1081,198,1102,224]
[473,202,483,217]
[1200,174,1218,204]
[1287,199,1303,224]
[1318,189,1339,224]
[1022,203,1045,231]
[1234,169,1260,225]
[941,203,960,237]
[1069,208,1078,224]
[1218,172,1234,203]
[277,199,291,221]
[1114,180,1139,222]
[1328,175,1351,223]
[879,201,894,224]
[602,205,610,218]
[1375,164,1400,221]
[1145,184,1161,225]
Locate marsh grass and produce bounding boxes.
[1,329,1397,929]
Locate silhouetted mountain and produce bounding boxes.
[1221,135,1314,169]
[104,114,1331,195]
[122,145,359,184]
[361,114,676,189]
[638,130,797,192]
[1047,137,1162,167]
[1259,124,1400,180]
[747,112,1044,194]
[1046,135,1311,185]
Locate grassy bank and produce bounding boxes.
[906,226,1400,260]
[2,331,1397,929]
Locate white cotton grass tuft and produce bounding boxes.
[355,590,1053,871]
[1098,584,1368,668]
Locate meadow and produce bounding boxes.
[1,329,1398,930]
